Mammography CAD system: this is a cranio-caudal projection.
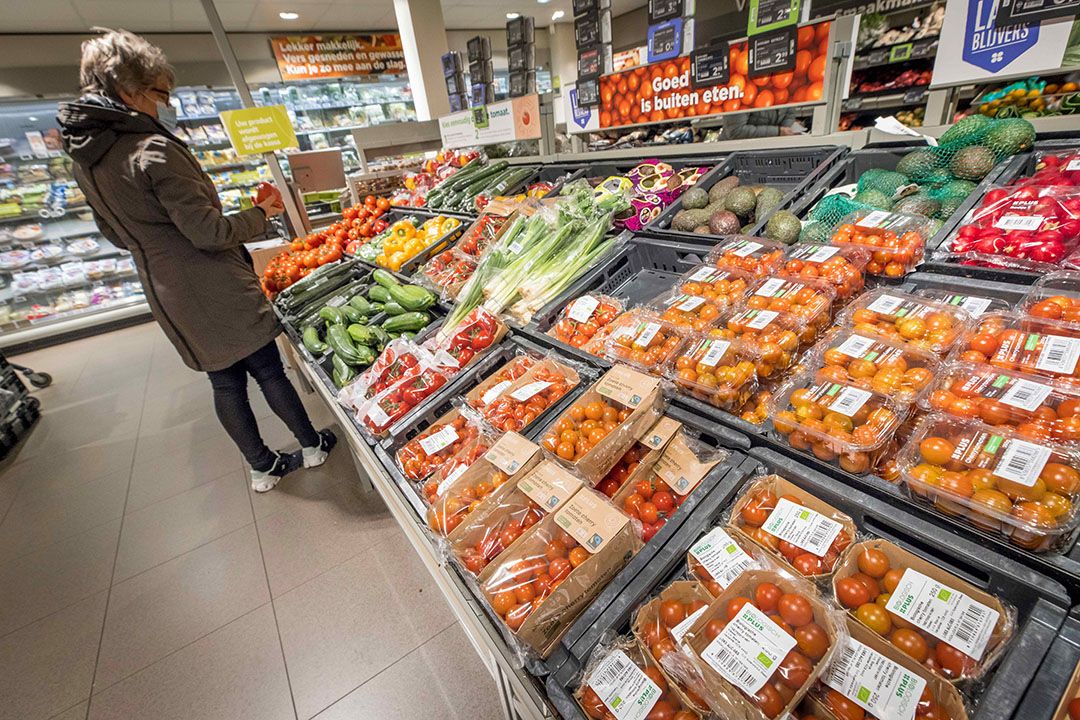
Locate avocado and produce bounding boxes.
[949,145,996,181]
[709,210,742,236]
[982,118,1036,158]
[682,187,709,210]
[936,195,965,220]
[693,225,713,235]
[799,221,831,244]
[857,168,888,190]
[765,210,802,245]
[858,170,909,198]
[708,175,740,205]
[939,114,993,146]
[938,179,977,199]
[893,194,941,217]
[755,187,784,220]
[853,189,894,210]
[672,208,712,232]
[920,168,954,188]
[724,186,758,220]
[895,149,940,179]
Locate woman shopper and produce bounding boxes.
[58,29,335,492]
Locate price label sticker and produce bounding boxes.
[700,340,731,367]
[568,295,600,323]
[886,568,1000,661]
[942,294,993,317]
[366,403,391,426]
[836,334,878,359]
[689,266,723,282]
[745,310,779,330]
[701,603,797,694]
[791,244,840,262]
[829,386,873,417]
[866,294,905,315]
[418,425,459,455]
[1067,158,1080,172]
[824,637,927,720]
[481,380,513,406]
[508,239,526,254]
[675,295,706,312]
[587,650,662,720]
[730,240,764,257]
[634,322,662,349]
[436,462,468,495]
[509,381,552,402]
[994,215,1045,232]
[689,527,756,591]
[857,210,894,228]
[999,377,1053,412]
[762,497,843,557]
[755,278,787,297]
[1036,335,1080,374]
[993,438,1052,488]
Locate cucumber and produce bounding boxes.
[301,325,328,355]
[382,311,431,333]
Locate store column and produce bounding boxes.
[549,21,577,125]
[393,0,452,120]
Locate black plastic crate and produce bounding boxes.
[419,164,544,219]
[651,145,848,241]
[1014,607,1080,720]
[399,215,470,274]
[547,446,1069,720]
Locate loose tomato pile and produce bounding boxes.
[668,335,757,411]
[772,377,905,474]
[711,238,787,277]
[900,416,1080,551]
[694,580,832,719]
[549,295,623,349]
[734,483,853,577]
[579,647,701,720]
[484,527,589,632]
[843,291,968,355]
[596,442,649,498]
[395,414,482,481]
[817,331,937,399]
[957,313,1080,383]
[622,473,689,541]
[831,219,925,277]
[480,364,576,433]
[421,438,492,506]
[834,546,990,681]
[541,399,633,462]
[427,466,511,535]
[780,244,869,301]
[604,314,685,373]
[455,498,545,575]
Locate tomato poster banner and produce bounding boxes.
[566,20,831,133]
[270,34,406,81]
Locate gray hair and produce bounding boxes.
[79,28,175,98]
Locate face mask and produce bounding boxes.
[155,100,178,132]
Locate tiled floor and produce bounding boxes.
[0,322,503,720]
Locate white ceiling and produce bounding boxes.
[1,0,647,32]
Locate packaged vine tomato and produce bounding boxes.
[433,306,504,369]
[687,525,759,597]
[420,428,496,506]
[921,361,1080,445]
[449,455,582,577]
[417,247,477,299]
[548,294,624,350]
[603,312,686,375]
[899,412,1080,552]
[709,236,788,277]
[769,371,910,474]
[464,355,536,413]
[394,408,483,481]
[665,333,759,412]
[478,486,642,657]
[677,568,846,719]
[779,244,870,303]
[596,416,681,499]
[576,635,703,720]
[954,311,1080,385]
[359,360,450,439]
[811,328,939,401]
[832,539,1014,682]
[541,364,665,484]
[729,475,855,580]
[838,289,972,357]
[815,618,968,720]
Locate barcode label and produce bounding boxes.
[700,340,731,367]
[481,380,512,406]
[689,266,724,282]
[730,240,763,257]
[671,606,707,644]
[824,637,927,720]
[509,381,552,402]
[689,526,756,590]
[792,244,840,262]
[993,438,1052,487]
[835,334,878,359]
[830,386,873,416]
[508,239,525,254]
[418,425,459,455]
[701,603,796,694]
[326,295,347,307]
[745,309,779,330]
[866,294,905,315]
[994,214,1045,231]
[1067,158,1080,172]
[436,463,468,495]
[675,295,706,312]
[755,278,787,297]
[366,403,391,426]
[1036,334,1080,374]
[634,322,662,349]
[762,497,843,557]
[886,568,999,660]
[949,295,994,317]
[999,377,1053,412]
[856,210,893,228]
[588,650,661,720]
[568,295,600,323]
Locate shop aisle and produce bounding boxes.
[0,322,503,720]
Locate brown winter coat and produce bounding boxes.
[58,95,280,372]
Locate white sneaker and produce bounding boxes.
[302,429,338,468]
[250,451,302,493]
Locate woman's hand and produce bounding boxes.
[256,195,285,218]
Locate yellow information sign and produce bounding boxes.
[220,105,298,156]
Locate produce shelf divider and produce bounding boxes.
[1014,606,1080,720]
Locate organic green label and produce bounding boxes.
[889,43,913,62]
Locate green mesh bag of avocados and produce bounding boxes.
[802,194,878,238]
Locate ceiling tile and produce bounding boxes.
[73,0,174,31]
[1,0,83,31]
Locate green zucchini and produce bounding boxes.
[331,353,356,388]
[346,323,379,347]
[381,301,406,316]
[301,325,328,355]
[368,285,391,304]
[326,324,364,365]
[352,343,376,366]
[370,325,391,351]
[340,305,365,324]
[372,268,399,289]
[349,295,372,316]
[387,284,436,311]
[382,311,431,333]
[318,306,345,325]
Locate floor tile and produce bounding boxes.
[48,702,89,720]
[133,417,227,465]
[94,524,269,690]
[314,623,501,720]
[0,437,137,495]
[136,378,217,435]
[15,387,143,459]
[87,604,294,720]
[125,432,243,512]
[256,475,397,597]
[0,520,120,638]
[0,468,128,564]
[0,591,107,720]
[274,530,456,719]
[114,471,253,581]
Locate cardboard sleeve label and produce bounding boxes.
[700,603,796,694]
[597,365,661,409]
[588,649,661,720]
[823,637,927,720]
[418,426,459,455]
[762,497,843,557]
[689,527,756,590]
[885,568,1000,660]
[642,417,681,450]
[653,434,719,496]
[484,431,539,475]
[516,460,581,511]
[555,488,629,554]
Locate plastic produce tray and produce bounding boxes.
[649,145,848,240]
[546,446,1069,720]
[521,235,716,366]
[789,146,1024,254]
[1014,607,1080,720]
[398,215,469,275]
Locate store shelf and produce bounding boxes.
[843,86,928,111]
[852,36,938,70]
[0,297,150,350]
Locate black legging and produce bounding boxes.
[206,341,319,471]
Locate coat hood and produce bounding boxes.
[57,94,181,166]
